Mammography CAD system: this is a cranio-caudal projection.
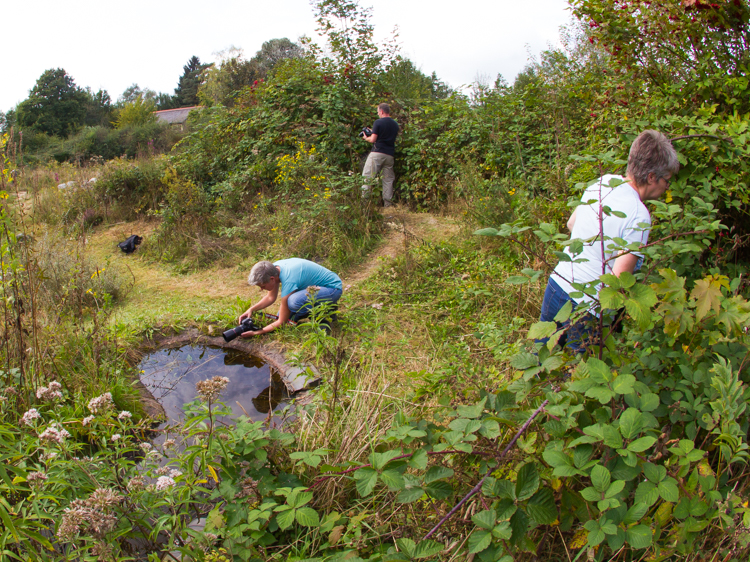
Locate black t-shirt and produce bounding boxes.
[372,117,399,157]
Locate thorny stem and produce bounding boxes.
[422,400,549,541]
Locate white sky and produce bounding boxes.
[2,0,572,112]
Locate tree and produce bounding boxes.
[198,47,256,107]
[250,38,305,77]
[15,68,88,137]
[83,88,113,127]
[174,56,209,107]
[112,94,157,129]
[118,84,157,106]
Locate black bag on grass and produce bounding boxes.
[118,235,142,254]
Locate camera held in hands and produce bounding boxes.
[223,317,261,342]
[358,127,372,138]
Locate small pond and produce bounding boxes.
[138,345,290,431]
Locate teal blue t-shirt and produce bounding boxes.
[274,258,342,298]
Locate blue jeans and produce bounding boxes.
[539,278,593,353]
[287,286,343,322]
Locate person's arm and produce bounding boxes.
[567,208,578,231]
[242,296,290,337]
[239,284,279,323]
[364,132,378,144]
[611,253,640,277]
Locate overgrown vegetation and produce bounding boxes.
[1,0,750,560]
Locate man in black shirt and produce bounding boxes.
[361,103,399,207]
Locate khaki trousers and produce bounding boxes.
[361,151,395,205]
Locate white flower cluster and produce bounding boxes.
[87,392,113,414]
[56,488,123,542]
[195,376,230,402]
[40,424,71,444]
[117,411,132,420]
[82,415,95,426]
[36,381,63,401]
[111,434,121,442]
[21,408,41,426]
[155,476,176,491]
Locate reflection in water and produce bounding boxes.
[139,345,288,425]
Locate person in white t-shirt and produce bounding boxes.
[539,130,679,352]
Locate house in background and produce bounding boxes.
[153,106,201,131]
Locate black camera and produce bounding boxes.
[358,127,372,138]
[223,317,260,342]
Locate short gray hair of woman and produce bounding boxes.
[626,130,680,187]
[248,261,278,286]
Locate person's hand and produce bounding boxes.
[240,329,261,338]
[239,309,252,324]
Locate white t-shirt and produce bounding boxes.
[552,175,650,304]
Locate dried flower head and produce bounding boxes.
[155,476,176,491]
[195,376,230,402]
[36,384,63,402]
[27,471,48,489]
[87,393,114,415]
[127,476,145,492]
[56,488,122,542]
[21,408,41,426]
[40,424,70,444]
[156,466,171,476]
[163,439,176,449]
[82,415,95,426]
[139,442,152,452]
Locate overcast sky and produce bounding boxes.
[2,0,572,112]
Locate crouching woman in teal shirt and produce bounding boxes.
[238,258,343,337]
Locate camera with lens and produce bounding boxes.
[223,317,261,342]
[358,126,372,138]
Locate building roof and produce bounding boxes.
[153,106,201,124]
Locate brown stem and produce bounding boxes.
[422,400,549,541]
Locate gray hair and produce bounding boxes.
[626,130,680,187]
[248,261,278,285]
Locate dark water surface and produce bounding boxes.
[139,345,289,425]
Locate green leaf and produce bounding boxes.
[586,386,615,403]
[424,466,454,484]
[474,227,499,237]
[691,277,723,321]
[527,321,557,340]
[472,509,497,530]
[276,508,296,530]
[353,468,379,497]
[605,480,626,498]
[623,502,648,525]
[495,498,517,521]
[295,507,320,527]
[553,301,573,322]
[639,393,660,412]
[414,540,444,559]
[506,275,532,285]
[409,448,428,470]
[515,463,540,501]
[591,465,611,493]
[457,397,487,419]
[397,487,424,504]
[527,488,557,524]
[380,469,405,491]
[424,480,453,500]
[658,478,679,503]
[580,487,601,502]
[369,450,403,470]
[468,530,492,554]
[510,352,539,370]
[628,436,657,453]
[618,408,643,440]
[624,284,657,330]
[396,538,416,558]
[612,374,636,395]
[634,481,659,507]
[643,463,666,483]
[586,358,613,382]
[625,524,652,549]
[600,287,625,310]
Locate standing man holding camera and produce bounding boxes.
[361,103,399,207]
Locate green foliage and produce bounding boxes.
[16,68,89,137]
[113,94,157,129]
[175,55,210,107]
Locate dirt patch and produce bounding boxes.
[343,208,459,285]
